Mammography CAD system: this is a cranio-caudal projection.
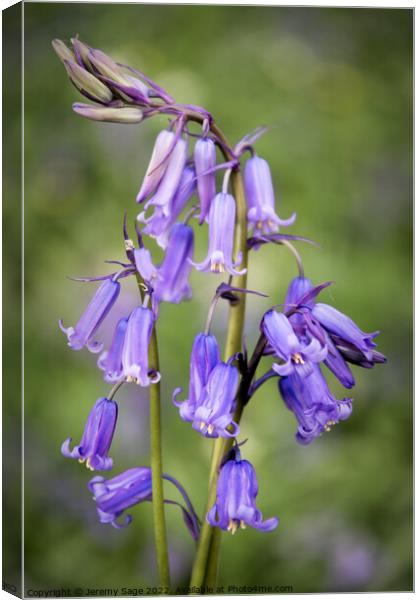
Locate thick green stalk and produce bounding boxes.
[136,277,170,590]
[203,335,267,588]
[189,168,248,591]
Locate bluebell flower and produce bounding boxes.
[283,278,356,388]
[173,332,220,422]
[144,137,187,217]
[284,276,314,309]
[154,224,194,304]
[138,166,196,249]
[188,362,239,438]
[278,366,353,445]
[89,467,153,528]
[280,280,385,386]
[134,247,161,284]
[207,448,278,534]
[97,317,128,383]
[193,361,240,438]
[121,306,160,386]
[61,397,117,470]
[312,303,379,362]
[263,276,314,356]
[59,278,120,353]
[192,193,246,276]
[136,130,177,204]
[194,137,216,224]
[262,309,327,378]
[133,226,194,308]
[244,155,296,235]
[89,467,201,538]
[284,275,314,334]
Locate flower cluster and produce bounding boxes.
[260,276,385,444]
[173,333,240,438]
[54,34,386,579]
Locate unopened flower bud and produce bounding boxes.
[72,103,143,123]
[64,60,113,103]
[126,75,150,98]
[51,39,75,64]
[88,48,131,86]
[71,37,92,68]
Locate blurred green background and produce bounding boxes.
[19,3,412,594]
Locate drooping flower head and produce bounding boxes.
[59,278,120,353]
[154,223,194,304]
[89,467,201,538]
[121,306,160,386]
[207,447,279,534]
[192,193,246,276]
[194,137,216,224]
[173,332,220,421]
[262,309,328,378]
[61,397,118,471]
[244,155,296,235]
[138,166,196,249]
[178,361,240,438]
[278,365,353,445]
[97,317,128,383]
[89,467,153,528]
[283,278,355,389]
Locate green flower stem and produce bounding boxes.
[136,275,170,590]
[203,333,267,588]
[204,529,222,589]
[189,168,248,591]
[149,325,171,590]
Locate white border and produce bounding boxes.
[0,1,414,599]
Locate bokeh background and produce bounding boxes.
[17,3,413,594]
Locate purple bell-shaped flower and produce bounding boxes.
[59,278,120,353]
[207,447,278,534]
[244,155,296,235]
[61,397,118,471]
[278,365,353,445]
[192,193,246,276]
